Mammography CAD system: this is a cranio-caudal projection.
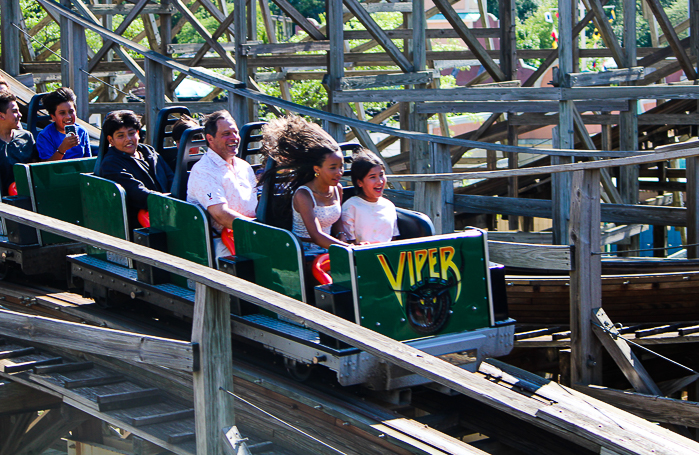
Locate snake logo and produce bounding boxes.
[377,246,462,335]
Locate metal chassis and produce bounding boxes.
[69,253,515,390]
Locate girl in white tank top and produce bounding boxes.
[260,116,349,251]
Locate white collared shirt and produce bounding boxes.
[186,148,258,232]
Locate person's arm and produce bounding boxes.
[37,127,78,161]
[293,187,348,249]
[101,158,159,210]
[206,203,254,230]
[341,202,357,244]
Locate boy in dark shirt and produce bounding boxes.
[99,110,173,223]
[0,91,36,194]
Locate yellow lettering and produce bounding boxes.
[407,251,415,287]
[440,246,462,301]
[428,248,439,279]
[378,252,406,307]
[414,249,428,282]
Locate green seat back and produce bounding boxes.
[148,193,212,288]
[80,173,130,265]
[234,219,306,302]
[13,157,97,245]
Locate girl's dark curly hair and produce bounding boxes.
[261,116,340,195]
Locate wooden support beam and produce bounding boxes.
[145,58,166,146]
[687,156,699,258]
[569,170,604,385]
[574,384,699,427]
[580,0,626,66]
[193,283,238,454]
[591,308,662,395]
[15,405,89,455]
[170,10,237,93]
[241,41,330,56]
[418,100,629,114]
[339,71,434,90]
[571,106,622,204]
[172,0,236,69]
[0,412,35,455]
[0,381,61,417]
[0,0,21,76]
[342,0,413,73]
[565,67,645,87]
[0,309,198,371]
[325,0,345,140]
[645,0,697,79]
[487,241,571,271]
[271,0,326,40]
[413,143,454,234]
[88,3,175,15]
[431,0,505,81]
[86,0,151,73]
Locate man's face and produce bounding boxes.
[108,126,139,155]
[207,117,240,160]
[0,101,21,130]
[51,101,77,134]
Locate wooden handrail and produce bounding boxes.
[0,309,198,371]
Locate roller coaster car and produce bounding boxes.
[0,93,94,279]
[67,114,514,390]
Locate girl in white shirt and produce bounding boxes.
[342,150,399,244]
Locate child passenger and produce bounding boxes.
[261,116,348,252]
[36,87,92,161]
[341,150,398,244]
[99,110,173,224]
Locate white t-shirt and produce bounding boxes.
[186,149,258,233]
[341,196,399,244]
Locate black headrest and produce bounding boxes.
[238,121,267,162]
[26,92,50,139]
[171,126,206,200]
[396,208,435,239]
[154,106,191,171]
[94,117,112,176]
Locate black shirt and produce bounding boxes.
[99,143,174,214]
[0,130,37,195]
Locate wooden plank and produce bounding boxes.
[64,375,125,389]
[487,241,571,271]
[169,432,196,444]
[340,71,433,90]
[4,357,62,374]
[569,170,603,384]
[0,309,198,372]
[634,324,683,338]
[331,85,699,103]
[193,284,236,454]
[325,0,345,140]
[341,2,412,13]
[0,0,21,76]
[270,0,325,40]
[416,101,628,114]
[129,408,195,427]
[0,347,35,359]
[565,67,645,87]
[343,28,501,40]
[96,388,161,411]
[679,325,699,336]
[574,384,699,428]
[431,0,504,81]
[34,361,94,374]
[342,0,413,72]
[241,41,330,55]
[88,4,175,14]
[591,308,662,395]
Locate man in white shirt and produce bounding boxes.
[187,110,257,259]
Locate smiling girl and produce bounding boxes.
[261,116,348,252]
[341,149,398,244]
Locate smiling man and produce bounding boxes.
[99,110,173,226]
[36,87,92,161]
[0,91,36,195]
[187,110,258,259]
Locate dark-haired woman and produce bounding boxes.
[341,149,398,244]
[261,116,348,251]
